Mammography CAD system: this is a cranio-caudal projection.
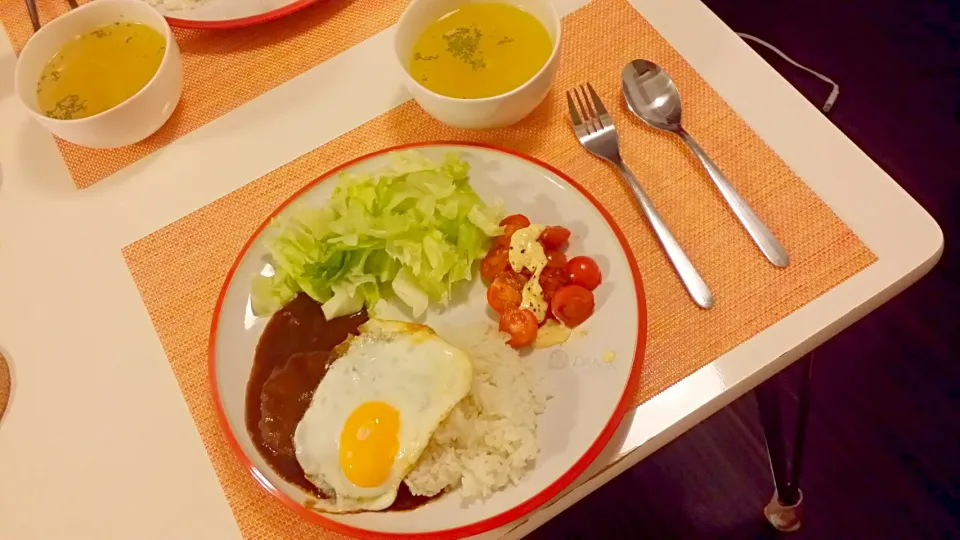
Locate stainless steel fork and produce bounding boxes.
[567,83,714,309]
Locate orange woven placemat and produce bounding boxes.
[122,0,875,536]
[0,0,408,189]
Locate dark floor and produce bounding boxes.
[533,1,960,538]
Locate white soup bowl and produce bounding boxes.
[14,0,183,149]
[394,0,562,130]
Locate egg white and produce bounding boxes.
[294,319,473,513]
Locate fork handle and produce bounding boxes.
[24,0,40,32]
[614,160,715,309]
[677,129,790,268]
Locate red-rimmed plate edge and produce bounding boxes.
[164,0,321,29]
[207,141,648,539]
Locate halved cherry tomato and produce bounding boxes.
[497,224,524,247]
[539,266,571,307]
[544,249,567,269]
[551,285,595,327]
[487,276,522,314]
[499,214,531,228]
[499,308,539,348]
[496,214,532,247]
[565,255,602,290]
[498,267,529,291]
[539,226,571,249]
[480,246,510,283]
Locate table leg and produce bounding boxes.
[755,352,813,532]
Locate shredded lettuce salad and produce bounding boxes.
[251,151,503,320]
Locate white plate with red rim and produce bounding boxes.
[209,142,647,538]
[156,0,321,29]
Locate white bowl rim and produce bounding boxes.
[393,0,563,104]
[13,0,177,125]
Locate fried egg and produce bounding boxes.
[293,319,472,512]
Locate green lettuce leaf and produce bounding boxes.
[251,151,502,318]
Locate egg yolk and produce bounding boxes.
[339,401,400,488]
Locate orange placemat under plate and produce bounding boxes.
[122,0,876,536]
[0,0,409,189]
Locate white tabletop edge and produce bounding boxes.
[0,0,945,538]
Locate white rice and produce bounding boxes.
[404,324,546,501]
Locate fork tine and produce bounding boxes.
[578,85,601,132]
[586,83,612,129]
[586,83,608,117]
[65,0,78,8]
[566,91,583,127]
[571,87,593,133]
[578,85,597,120]
[573,86,590,123]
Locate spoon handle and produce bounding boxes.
[678,130,790,268]
[613,160,714,309]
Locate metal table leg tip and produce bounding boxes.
[763,489,803,532]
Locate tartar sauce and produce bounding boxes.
[533,319,572,348]
[508,224,548,322]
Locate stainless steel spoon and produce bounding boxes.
[621,59,790,268]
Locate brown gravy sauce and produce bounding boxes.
[245,294,434,511]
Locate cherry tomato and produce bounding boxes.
[496,214,532,247]
[487,276,522,314]
[480,246,510,283]
[539,226,571,249]
[544,249,567,269]
[551,285,595,327]
[498,267,529,291]
[499,214,531,228]
[565,256,602,290]
[499,308,539,348]
[539,266,571,307]
[497,223,525,247]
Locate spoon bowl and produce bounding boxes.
[622,59,684,131]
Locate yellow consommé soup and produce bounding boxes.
[408,3,553,99]
[37,22,166,120]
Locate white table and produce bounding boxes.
[0,0,942,538]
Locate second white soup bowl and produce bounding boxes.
[394,0,562,130]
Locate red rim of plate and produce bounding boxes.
[208,141,648,540]
[164,0,321,29]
